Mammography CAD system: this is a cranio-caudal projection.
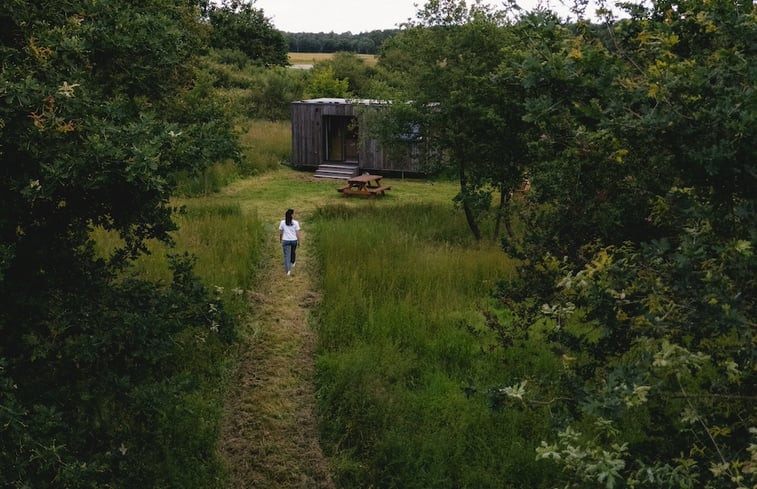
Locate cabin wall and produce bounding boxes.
[291,99,427,173]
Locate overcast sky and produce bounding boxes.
[253,0,613,33]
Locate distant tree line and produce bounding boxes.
[285,29,399,54]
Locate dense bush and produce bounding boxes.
[0,1,241,486]
[310,52,380,98]
[486,2,757,487]
[199,50,308,120]
[496,187,756,488]
[1,254,234,487]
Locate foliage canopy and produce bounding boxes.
[1,1,239,486]
[206,0,288,66]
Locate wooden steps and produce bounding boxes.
[313,163,359,180]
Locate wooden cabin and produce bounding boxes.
[290,98,428,179]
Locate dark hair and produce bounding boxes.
[285,209,294,226]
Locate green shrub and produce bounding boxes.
[248,67,309,120]
[200,51,308,121]
[212,48,252,69]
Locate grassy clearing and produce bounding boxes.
[207,168,548,487]
[219,168,456,220]
[99,161,542,487]
[213,168,462,489]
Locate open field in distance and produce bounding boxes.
[288,52,378,68]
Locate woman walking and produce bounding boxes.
[278,208,300,276]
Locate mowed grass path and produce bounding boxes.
[216,168,458,488]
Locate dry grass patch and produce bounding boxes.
[288,52,378,67]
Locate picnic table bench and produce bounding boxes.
[337,173,391,197]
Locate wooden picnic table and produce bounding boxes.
[337,173,392,197]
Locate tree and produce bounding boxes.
[0,1,239,486]
[379,0,529,240]
[504,0,756,259]
[306,66,351,98]
[488,1,756,487]
[285,29,399,55]
[207,0,288,66]
[312,51,377,97]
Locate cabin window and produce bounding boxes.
[398,122,422,142]
[324,115,358,162]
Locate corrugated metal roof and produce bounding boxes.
[294,98,388,105]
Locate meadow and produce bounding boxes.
[95,116,559,487]
[312,204,559,488]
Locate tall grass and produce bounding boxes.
[89,196,267,487]
[173,160,241,198]
[313,205,557,488]
[238,119,291,174]
[93,200,265,317]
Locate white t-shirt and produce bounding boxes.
[279,219,300,241]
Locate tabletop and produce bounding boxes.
[348,173,382,184]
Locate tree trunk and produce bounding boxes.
[459,161,481,241]
[463,201,481,241]
[493,183,508,240]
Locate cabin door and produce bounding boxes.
[324,116,358,162]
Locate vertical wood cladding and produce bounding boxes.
[291,98,426,173]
